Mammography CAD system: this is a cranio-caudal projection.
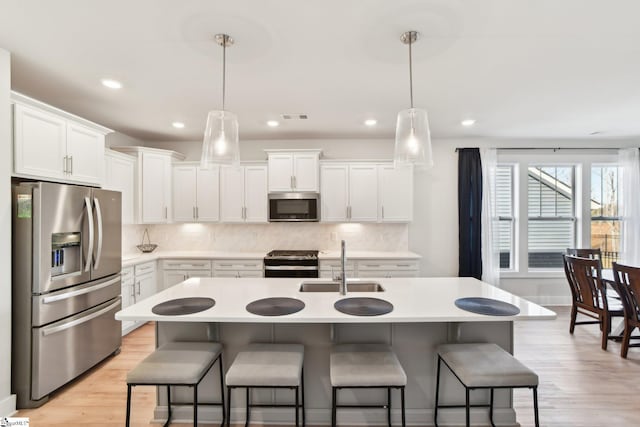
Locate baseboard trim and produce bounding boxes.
[0,393,17,417]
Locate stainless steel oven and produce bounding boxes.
[264,250,319,278]
[268,192,320,222]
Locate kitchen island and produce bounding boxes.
[116,277,555,426]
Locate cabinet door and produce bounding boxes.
[244,166,268,222]
[141,152,170,223]
[162,270,188,291]
[268,154,293,191]
[173,166,197,222]
[220,166,245,222]
[320,165,349,222]
[293,153,319,191]
[66,122,105,185]
[349,165,379,222]
[120,281,136,333]
[196,166,220,222]
[136,273,156,301]
[13,104,67,180]
[379,165,413,222]
[104,152,136,224]
[237,270,263,278]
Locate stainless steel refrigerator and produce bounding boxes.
[12,181,123,408]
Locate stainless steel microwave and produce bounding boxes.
[268,192,320,222]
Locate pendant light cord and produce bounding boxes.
[222,35,227,111]
[408,34,414,109]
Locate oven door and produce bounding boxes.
[268,193,319,222]
[264,265,319,278]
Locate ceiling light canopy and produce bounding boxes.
[461,119,476,127]
[394,31,433,170]
[101,78,122,89]
[201,33,240,169]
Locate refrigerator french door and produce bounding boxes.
[12,181,123,408]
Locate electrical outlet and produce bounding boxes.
[330,231,338,242]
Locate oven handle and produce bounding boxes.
[41,298,120,337]
[264,266,318,271]
[42,276,120,304]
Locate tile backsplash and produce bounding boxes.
[123,223,408,256]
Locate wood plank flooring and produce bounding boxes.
[15,307,640,426]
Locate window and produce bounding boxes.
[591,165,620,268]
[527,166,576,269]
[495,166,514,269]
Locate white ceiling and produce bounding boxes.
[1,0,640,142]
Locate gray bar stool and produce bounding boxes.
[330,344,407,427]
[126,341,225,427]
[225,343,305,427]
[434,343,539,427]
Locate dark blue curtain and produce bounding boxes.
[458,148,483,279]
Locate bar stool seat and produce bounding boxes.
[126,341,225,427]
[434,343,539,427]
[225,343,305,427]
[330,344,406,427]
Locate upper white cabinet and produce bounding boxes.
[378,164,413,222]
[266,150,321,192]
[220,164,268,223]
[320,163,378,222]
[111,146,185,224]
[104,149,136,224]
[12,93,112,186]
[173,163,220,222]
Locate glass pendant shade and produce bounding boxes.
[201,110,239,169]
[394,107,433,169]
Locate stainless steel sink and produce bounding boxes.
[299,281,385,292]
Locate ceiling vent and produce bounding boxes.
[281,114,308,120]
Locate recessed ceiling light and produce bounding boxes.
[364,119,377,126]
[101,79,122,89]
[267,120,280,127]
[172,122,185,129]
[461,119,476,127]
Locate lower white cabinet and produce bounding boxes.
[121,261,157,335]
[212,259,263,278]
[319,259,419,278]
[161,259,212,290]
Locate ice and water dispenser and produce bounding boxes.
[51,232,81,277]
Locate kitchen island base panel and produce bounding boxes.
[153,321,518,426]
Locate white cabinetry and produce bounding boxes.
[104,149,136,224]
[378,164,413,222]
[220,164,268,223]
[266,150,320,192]
[12,93,111,185]
[173,164,220,222]
[320,163,378,222]
[212,259,263,278]
[111,146,185,224]
[161,259,212,290]
[319,260,356,279]
[355,259,419,278]
[121,261,157,335]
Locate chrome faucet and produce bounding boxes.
[339,240,347,295]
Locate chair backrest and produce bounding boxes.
[613,262,640,323]
[562,254,580,303]
[566,248,602,260]
[565,255,606,312]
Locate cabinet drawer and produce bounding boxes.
[319,261,356,271]
[162,259,212,270]
[356,260,419,271]
[134,261,156,276]
[213,259,263,271]
[357,270,419,278]
[121,266,134,281]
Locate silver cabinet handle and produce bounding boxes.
[42,276,120,304]
[193,207,195,219]
[382,206,385,219]
[196,206,199,219]
[93,197,103,270]
[69,155,73,174]
[293,175,297,189]
[290,176,294,189]
[84,197,94,272]
[42,299,121,336]
[136,281,141,295]
[130,285,136,299]
[63,156,68,174]
[165,207,168,219]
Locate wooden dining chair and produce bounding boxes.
[564,255,622,350]
[566,248,602,260]
[612,262,640,358]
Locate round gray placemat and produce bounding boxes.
[455,297,520,316]
[151,297,215,316]
[246,297,305,316]
[334,297,394,316]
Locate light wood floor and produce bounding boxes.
[15,307,640,426]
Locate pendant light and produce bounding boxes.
[394,31,433,170]
[201,33,240,169]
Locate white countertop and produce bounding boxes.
[115,277,556,323]
[121,250,421,267]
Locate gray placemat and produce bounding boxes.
[151,297,215,316]
[334,297,394,316]
[455,297,520,316]
[246,297,306,316]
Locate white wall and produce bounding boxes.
[106,131,145,148]
[0,48,16,416]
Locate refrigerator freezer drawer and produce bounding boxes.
[31,297,122,400]
[32,275,121,327]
